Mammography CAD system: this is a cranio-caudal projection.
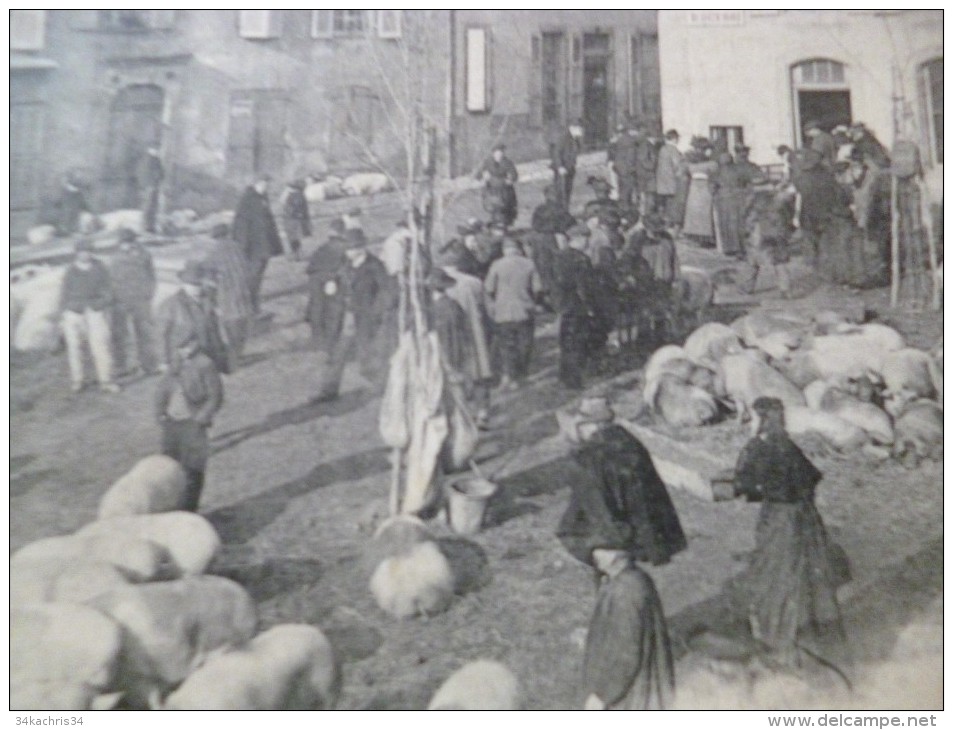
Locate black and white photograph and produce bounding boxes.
[8,8,944,715]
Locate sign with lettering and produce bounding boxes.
[686,10,744,26]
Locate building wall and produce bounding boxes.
[658,10,943,166]
[450,10,659,175]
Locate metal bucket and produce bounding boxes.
[443,477,498,536]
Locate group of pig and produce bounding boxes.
[642,310,943,466]
[11,455,340,711]
[12,454,522,711]
[303,171,393,203]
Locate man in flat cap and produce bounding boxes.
[109,227,158,378]
[552,224,598,389]
[654,129,687,230]
[158,261,230,375]
[478,143,519,227]
[551,118,584,208]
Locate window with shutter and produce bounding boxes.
[239,10,278,39]
[311,10,332,38]
[466,28,489,113]
[10,10,46,50]
[377,10,401,39]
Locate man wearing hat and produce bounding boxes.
[136,145,164,234]
[428,268,473,378]
[484,237,543,391]
[552,224,598,389]
[478,143,519,227]
[550,118,584,207]
[735,145,766,187]
[654,129,687,229]
[556,395,687,568]
[792,146,855,280]
[608,118,641,208]
[314,228,394,401]
[233,173,283,315]
[803,120,836,169]
[305,219,347,353]
[59,239,120,393]
[158,261,229,375]
[109,228,158,377]
[280,178,311,261]
[203,223,255,368]
[155,328,224,512]
[634,122,660,216]
[528,186,575,307]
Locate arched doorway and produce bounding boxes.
[791,59,851,145]
[102,84,164,211]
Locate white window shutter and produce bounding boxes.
[11,10,46,50]
[311,9,332,38]
[239,10,277,39]
[377,10,402,39]
[466,27,489,113]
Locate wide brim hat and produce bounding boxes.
[344,228,368,249]
[492,143,506,152]
[665,129,680,140]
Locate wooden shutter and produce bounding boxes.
[528,34,542,128]
[377,10,402,39]
[568,33,583,122]
[238,10,277,39]
[465,28,489,113]
[311,10,332,38]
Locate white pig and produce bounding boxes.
[343,172,391,196]
[643,344,689,388]
[163,624,340,710]
[784,406,867,452]
[880,348,942,402]
[683,322,741,367]
[26,224,57,246]
[369,541,454,620]
[716,351,805,420]
[428,660,523,710]
[98,454,188,519]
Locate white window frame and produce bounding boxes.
[466,27,490,113]
[377,9,402,39]
[10,10,46,50]
[239,10,278,39]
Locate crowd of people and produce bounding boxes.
[43,119,867,708]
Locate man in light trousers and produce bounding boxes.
[60,239,120,393]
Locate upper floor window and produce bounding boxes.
[239,10,278,39]
[10,10,46,50]
[97,10,175,31]
[312,10,402,39]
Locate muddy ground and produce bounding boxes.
[9,175,943,710]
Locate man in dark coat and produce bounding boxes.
[232,174,284,314]
[551,119,583,207]
[552,225,598,389]
[557,396,687,567]
[109,228,158,376]
[52,174,91,237]
[155,329,224,512]
[305,220,347,352]
[314,228,395,401]
[527,186,575,308]
[429,268,473,377]
[582,549,675,710]
[136,146,164,233]
[793,148,854,275]
[609,122,641,209]
[157,261,229,375]
[281,178,311,260]
[478,143,519,227]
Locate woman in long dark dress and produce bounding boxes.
[556,397,688,568]
[730,397,849,666]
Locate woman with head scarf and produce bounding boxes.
[556,397,687,569]
[729,397,849,667]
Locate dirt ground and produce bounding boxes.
[9,175,944,710]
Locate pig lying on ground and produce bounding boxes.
[803,380,894,445]
[367,516,453,619]
[428,660,523,710]
[77,511,221,576]
[163,624,340,710]
[732,310,809,343]
[12,534,177,605]
[27,224,57,247]
[90,576,258,709]
[305,175,345,203]
[891,399,943,468]
[880,348,942,402]
[98,455,188,520]
[683,322,741,368]
[648,373,719,428]
[11,265,65,352]
[96,209,144,235]
[784,406,868,453]
[12,603,123,711]
[643,345,689,388]
[715,350,805,421]
[343,172,392,197]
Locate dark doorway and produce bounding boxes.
[797,90,851,144]
[226,90,289,182]
[102,84,164,211]
[582,32,611,149]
